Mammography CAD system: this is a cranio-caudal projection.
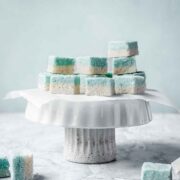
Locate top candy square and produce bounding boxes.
[108,41,139,58]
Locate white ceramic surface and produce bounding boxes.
[25,100,152,128]
[7,88,177,128]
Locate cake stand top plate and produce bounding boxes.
[6,89,177,128]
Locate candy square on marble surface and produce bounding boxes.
[0,157,10,178]
[86,77,114,96]
[47,56,75,74]
[13,154,33,180]
[114,74,146,94]
[141,162,172,180]
[108,41,139,58]
[50,74,80,94]
[172,157,180,178]
[75,56,107,75]
[112,57,137,75]
[38,72,51,91]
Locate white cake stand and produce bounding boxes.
[7,89,176,164]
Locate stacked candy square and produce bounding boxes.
[38,56,80,94]
[108,41,146,94]
[38,41,146,96]
[75,57,114,96]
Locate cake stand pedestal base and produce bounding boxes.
[64,128,116,164]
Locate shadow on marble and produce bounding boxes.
[116,141,180,164]
[33,174,47,180]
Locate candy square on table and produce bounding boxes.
[141,162,172,180]
[38,72,51,91]
[47,56,75,74]
[50,74,80,94]
[108,41,139,58]
[13,154,33,180]
[0,157,10,178]
[75,56,107,75]
[86,77,114,96]
[113,74,146,94]
[112,57,137,75]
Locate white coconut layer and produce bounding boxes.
[86,85,114,96]
[113,65,137,75]
[24,154,33,180]
[38,84,49,91]
[50,84,80,94]
[115,86,145,94]
[108,49,139,58]
[76,66,107,75]
[47,65,74,74]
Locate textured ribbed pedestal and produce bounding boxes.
[64,128,116,164]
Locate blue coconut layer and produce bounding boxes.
[80,75,106,86]
[51,75,80,85]
[108,41,138,51]
[76,57,107,67]
[48,56,75,66]
[86,77,114,87]
[0,157,10,178]
[13,156,25,180]
[38,72,51,84]
[114,74,145,88]
[113,57,136,68]
[0,157,10,171]
[141,162,172,180]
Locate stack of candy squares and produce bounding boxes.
[38,41,146,96]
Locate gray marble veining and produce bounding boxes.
[0,113,180,180]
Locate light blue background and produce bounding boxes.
[0,0,180,112]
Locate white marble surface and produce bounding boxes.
[0,113,180,180]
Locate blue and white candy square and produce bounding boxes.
[75,56,107,75]
[108,41,139,58]
[47,56,75,74]
[113,74,146,94]
[86,77,114,96]
[50,74,80,94]
[112,57,137,75]
[141,162,172,180]
[12,153,33,180]
[171,157,180,179]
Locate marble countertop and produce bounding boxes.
[0,113,180,180]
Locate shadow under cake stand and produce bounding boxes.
[18,89,154,164]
